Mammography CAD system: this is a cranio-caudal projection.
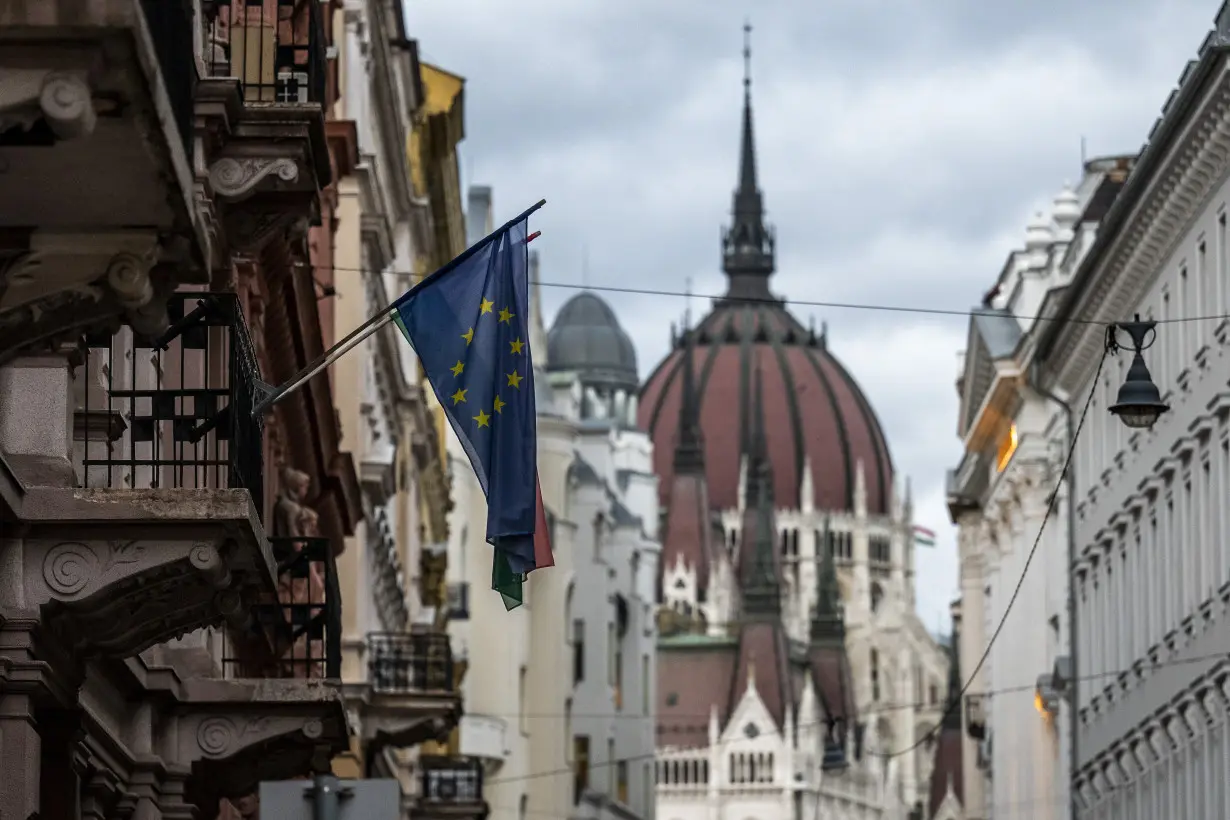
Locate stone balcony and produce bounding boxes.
[0,0,206,359]
[0,292,274,662]
[196,0,332,262]
[346,630,462,752]
[416,756,490,820]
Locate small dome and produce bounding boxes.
[1052,183,1080,227]
[547,292,638,388]
[1025,211,1052,249]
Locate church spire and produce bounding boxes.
[722,21,775,302]
[810,516,845,645]
[740,364,781,619]
[673,315,705,473]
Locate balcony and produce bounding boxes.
[349,631,461,750]
[199,0,332,256]
[0,0,207,359]
[965,693,987,740]
[417,756,489,820]
[178,533,347,811]
[8,293,274,659]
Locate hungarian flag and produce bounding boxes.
[913,526,937,548]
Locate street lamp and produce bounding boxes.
[1108,315,1169,430]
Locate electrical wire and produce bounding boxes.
[298,259,1230,328]
[865,334,1110,760]
[473,646,1230,721]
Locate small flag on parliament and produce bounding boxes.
[391,201,551,611]
[913,526,937,548]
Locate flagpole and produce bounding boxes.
[250,199,546,418]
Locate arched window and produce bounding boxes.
[870,649,881,701]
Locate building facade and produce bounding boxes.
[1033,6,1230,818]
[642,44,947,820]
[547,291,660,820]
[327,3,481,818]
[946,157,1136,820]
[0,1,362,817]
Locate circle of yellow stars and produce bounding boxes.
[449,297,525,430]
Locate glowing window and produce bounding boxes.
[996,424,1019,472]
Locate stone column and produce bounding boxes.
[0,348,77,487]
[0,694,41,819]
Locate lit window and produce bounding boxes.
[996,423,1019,472]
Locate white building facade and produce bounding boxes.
[1033,8,1230,818]
[947,157,1136,820]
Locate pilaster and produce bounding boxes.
[0,693,41,818]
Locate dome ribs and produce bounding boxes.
[822,351,893,514]
[737,305,755,458]
[799,346,855,510]
[767,332,806,503]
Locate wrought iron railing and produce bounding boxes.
[420,756,484,805]
[205,0,329,104]
[367,631,454,694]
[224,536,342,679]
[139,0,197,160]
[79,293,264,513]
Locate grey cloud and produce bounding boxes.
[406,0,1216,621]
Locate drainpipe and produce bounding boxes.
[1027,361,1077,820]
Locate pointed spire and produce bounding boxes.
[673,315,705,473]
[741,363,781,619]
[722,21,775,301]
[810,515,845,645]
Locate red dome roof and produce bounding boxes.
[639,300,894,515]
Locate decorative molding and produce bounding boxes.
[209,157,299,201]
[0,69,96,141]
[193,715,324,759]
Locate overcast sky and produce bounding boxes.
[408,0,1218,631]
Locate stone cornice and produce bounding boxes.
[1041,54,1230,397]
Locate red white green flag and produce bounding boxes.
[913,526,937,547]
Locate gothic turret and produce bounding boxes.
[673,321,705,473]
[739,364,781,619]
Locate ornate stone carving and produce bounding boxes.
[105,251,156,309]
[0,69,96,141]
[209,158,300,201]
[190,715,325,759]
[42,540,144,597]
[273,467,312,538]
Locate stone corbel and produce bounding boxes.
[1129,736,1152,772]
[0,69,96,141]
[208,157,300,202]
[27,538,252,658]
[180,714,325,762]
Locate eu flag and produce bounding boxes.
[391,200,552,610]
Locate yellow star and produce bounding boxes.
[474,409,491,428]
[493,395,506,414]
[450,360,465,377]
[451,388,467,405]
[462,327,474,345]
[498,307,515,324]
[480,298,494,315]
[506,370,523,389]
[509,337,525,354]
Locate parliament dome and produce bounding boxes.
[637,51,894,516]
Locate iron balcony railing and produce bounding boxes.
[367,631,454,694]
[420,756,484,805]
[224,536,343,679]
[139,0,197,159]
[79,292,264,514]
[205,0,329,104]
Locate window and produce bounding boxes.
[519,796,527,820]
[573,736,590,804]
[565,698,573,760]
[870,649,881,701]
[996,423,1019,472]
[573,619,585,684]
[929,684,938,706]
[870,582,884,613]
[617,760,628,804]
[608,738,616,795]
[643,762,652,813]
[608,623,616,685]
[614,645,624,710]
